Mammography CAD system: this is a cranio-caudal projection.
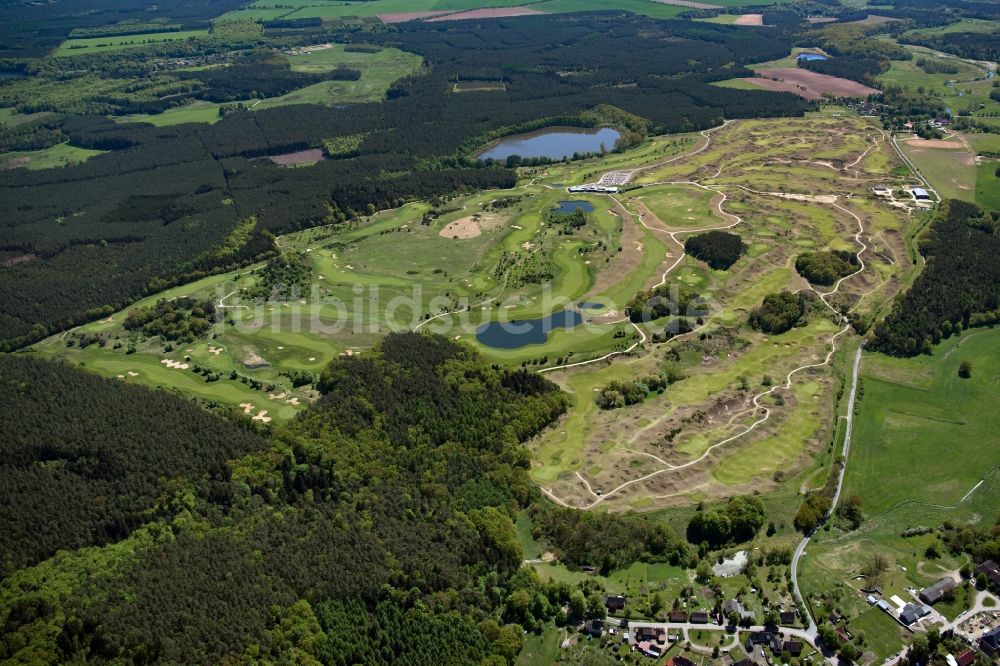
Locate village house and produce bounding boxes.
[582,619,603,638]
[979,626,1000,657]
[605,594,626,613]
[899,603,931,626]
[690,611,709,624]
[784,641,803,657]
[670,609,688,623]
[779,610,798,626]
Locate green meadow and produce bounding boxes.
[54,29,209,56]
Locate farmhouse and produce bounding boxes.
[956,649,976,666]
[670,609,688,622]
[919,578,956,605]
[911,187,931,201]
[690,611,710,624]
[583,619,603,637]
[605,594,626,612]
[779,610,798,626]
[784,641,804,657]
[635,626,666,643]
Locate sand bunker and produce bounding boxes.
[440,215,482,239]
[239,402,254,414]
[252,410,271,423]
[208,346,222,355]
[733,13,764,25]
[268,392,287,400]
[128,371,139,377]
[905,138,964,149]
[160,359,190,370]
[285,397,300,406]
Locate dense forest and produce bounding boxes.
[869,200,1000,356]
[0,333,578,663]
[0,12,814,350]
[684,230,747,270]
[748,291,813,334]
[794,250,859,286]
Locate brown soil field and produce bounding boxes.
[756,68,880,98]
[377,11,451,23]
[732,13,764,26]
[267,148,325,166]
[650,0,721,8]
[427,7,546,21]
[905,139,965,149]
[739,77,822,100]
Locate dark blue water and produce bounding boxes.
[796,53,828,62]
[577,302,603,310]
[554,200,595,214]
[475,310,583,349]
[478,127,621,161]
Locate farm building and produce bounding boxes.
[784,641,804,657]
[911,187,931,200]
[956,649,976,666]
[899,603,931,626]
[919,577,956,604]
[779,610,798,626]
[690,611,709,624]
[872,186,890,197]
[605,594,626,612]
[583,619,603,637]
[670,609,688,622]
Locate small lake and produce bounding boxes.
[577,301,604,310]
[477,126,621,161]
[796,53,828,62]
[475,310,583,349]
[553,200,595,214]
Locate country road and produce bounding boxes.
[790,343,864,640]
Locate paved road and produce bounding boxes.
[790,343,864,640]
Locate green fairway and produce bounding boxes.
[54,29,208,56]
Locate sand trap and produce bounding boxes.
[252,410,271,423]
[905,138,964,149]
[733,13,763,25]
[208,346,222,355]
[439,215,482,239]
[239,402,254,414]
[117,374,125,378]
[278,346,284,350]
[285,397,300,406]
[160,359,190,370]
[308,357,316,361]
[128,371,139,377]
[268,392,287,400]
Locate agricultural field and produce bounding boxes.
[53,29,209,56]
[897,138,977,202]
[117,43,422,124]
[798,329,1000,658]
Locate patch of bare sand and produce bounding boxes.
[439,215,482,239]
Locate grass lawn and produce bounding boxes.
[710,78,764,91]
[0,142,106,170]
[845,328,1000,514]
[54,29,208,56]
[515,624,563,666]
[533,0,685,18]
[898,141,976,203]
[976,161,1000,210]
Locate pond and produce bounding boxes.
[553,200,595,214]
[796,53,829,62]
[477,126,621,161]
[577,301,603,310]
[475,310,583,349]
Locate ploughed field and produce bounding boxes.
[34,112,922,516]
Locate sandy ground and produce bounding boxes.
[378,10,451,23]
[905,138,965,149]
[160,359,190,369]
[439,215,483,239]
[755,68,880,98]
[733,13,764,26]
[426,7,546,21]
[267,149,325,166]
